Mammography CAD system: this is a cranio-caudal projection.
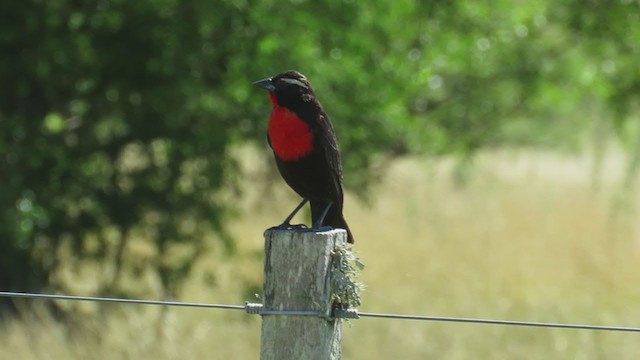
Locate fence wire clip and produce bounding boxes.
[333,307,360,319]
[245,302,263,315]
[245,302,359,319]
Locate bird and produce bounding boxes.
[254,70,354,243]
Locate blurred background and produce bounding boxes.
[1,0,640,358]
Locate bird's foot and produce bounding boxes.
[311,225,334,232]
[266,224,337,235]
[268,222,308,231]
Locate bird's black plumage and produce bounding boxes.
[255,70,353,243]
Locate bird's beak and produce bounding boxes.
[253,77,276,91]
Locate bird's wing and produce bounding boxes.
[316,111,345,207]
[318,111,343,179]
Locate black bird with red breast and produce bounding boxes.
[254,70,354,243]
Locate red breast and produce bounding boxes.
[268,104,314,161]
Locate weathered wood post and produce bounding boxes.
[260,228,347,360]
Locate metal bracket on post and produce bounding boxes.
[245,301,360,319]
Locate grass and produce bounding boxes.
[2,147,640,359]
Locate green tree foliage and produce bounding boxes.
[0,0,243,296]
[1,0,639,298]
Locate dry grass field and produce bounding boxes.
[2,148,640,359]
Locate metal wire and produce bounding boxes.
[0,291,244,311]
[245,302,324,316]
[2,291,640,333]
[357,311,640,333]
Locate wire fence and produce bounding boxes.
[2,291,639,333]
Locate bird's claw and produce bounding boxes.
[312,225,334,232]
[266,224,336,236]
[269,223,308,231]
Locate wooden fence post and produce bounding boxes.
[260,228,347,360]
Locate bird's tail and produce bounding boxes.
[327,210,354,244]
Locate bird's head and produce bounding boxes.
[253,70,315,108]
